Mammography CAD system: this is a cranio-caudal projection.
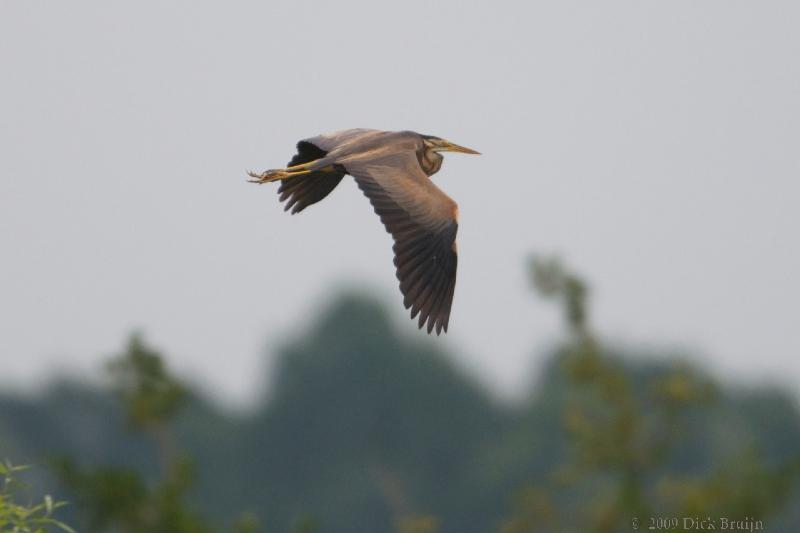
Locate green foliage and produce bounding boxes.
[500,256,800,532]
[108,333,186,431]
[0,461,75,533]
[51,334,255,533]
[1,274,799,532]
[53,456,211,533]
[660,451,800,524]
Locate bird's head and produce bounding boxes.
[422,135,481,155]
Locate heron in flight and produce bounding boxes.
[248,129,479,334]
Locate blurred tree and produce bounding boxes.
[228,294,502,533]
[107,334,186,476]
[500,256,800,533]
[52,334,259,533]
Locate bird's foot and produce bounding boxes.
[247,169,292,184]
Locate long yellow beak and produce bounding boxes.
[442,140,481,155]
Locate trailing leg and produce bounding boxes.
[247,168,312,184]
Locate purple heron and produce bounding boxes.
[248,129,479,335]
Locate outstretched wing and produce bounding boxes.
[278,141,344,214]
[343,151,459,334]
[277,130,380,214]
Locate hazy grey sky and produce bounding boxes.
[2,2,798,406]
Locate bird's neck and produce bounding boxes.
[419,149,443,176]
